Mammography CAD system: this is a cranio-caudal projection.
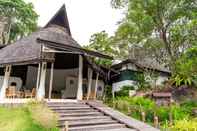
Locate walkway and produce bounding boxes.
[47,101,159,131]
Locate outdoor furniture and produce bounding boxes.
[24,88,36,98]
[6,86,17,98]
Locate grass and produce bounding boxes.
[0,103,59,131]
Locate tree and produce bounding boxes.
[0,0,38,44]
[111,0,197,71]
[85,31,118,66]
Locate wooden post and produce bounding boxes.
[127,107,131,116]
[77,55,83,100]
[154,116,159,128]
[141,111,146,122]
[48,62,54,100]
[87,68,93,100]
[64,121,68,131]
[169,112,173,126]
[94,73,99,100]
[37,62,47,100]
[0,65,11,99]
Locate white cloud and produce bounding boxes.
[25,0,123,45]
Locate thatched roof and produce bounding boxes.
[0,5,112,66]
[111,59,171,74]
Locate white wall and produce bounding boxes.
[0,76,22,90]
[26,66,105,98]
[112,80,137,92]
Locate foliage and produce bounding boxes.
[136,73,151,90]
[106,96,195,128]
[172,47,197,86]
[115,85,135,97]
[111,0,197,71]
[103,85,113,102]
[84,31,115,66]
[169,118,197,131]
[0,0,38,44]
[0,104,59,131]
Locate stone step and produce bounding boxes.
[68,123,125,131]
[58,119,118,127]
[58,115,110,122]
[50,106,91,110]
[48,105,89,108]
[52,109,97,114]
[58,112,103,117]
[98,128,137,131]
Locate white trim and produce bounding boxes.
[87,68,93,100]
[48,62,54,100]
[94,73,99,99]
[77,55,83,100]
[37,62,47,100]
[0,65,11,99]
[36,63,41,91]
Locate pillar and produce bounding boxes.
[77,55,83,100]
[94,73,99,100]
[0,65,11,99]
[37,62,47,100]
[48,62,54,100]
[87,68,93,100]
[36,63,41,91]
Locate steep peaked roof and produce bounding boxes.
[45,4,71,36]
[0,4,112,65]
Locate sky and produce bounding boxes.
[25,0,123,45]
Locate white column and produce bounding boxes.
[94,73,99,100]
[87,68,93,100]
[37,62,47,100]
[77,55,83,100]
[48,62,54,100]
[0,65,11,99]
[36,63,41,91]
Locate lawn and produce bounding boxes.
[0,103,59,131]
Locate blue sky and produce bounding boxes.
[25,0,123,45]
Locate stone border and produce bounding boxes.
[86,101,160,131]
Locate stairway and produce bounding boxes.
[47,101,136,131]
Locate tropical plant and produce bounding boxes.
[172,47,197,86]
[0,0,38,44]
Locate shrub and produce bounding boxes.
[26,101,58,130]
[103,85,113,102]
[115,86,135,97]
[169,118,197,131]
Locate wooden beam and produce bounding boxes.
[0,65,11,99]
[87,68,93,100]
[77,55,83,100]
[94,73,99,100]
[48,62,54,100]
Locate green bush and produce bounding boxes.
[169,118,197,131]
[115,86,135,97]
[106,96,196,129]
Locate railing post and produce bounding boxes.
[64,121,68,131]
[141,111,146,122]
[154,116,159,128]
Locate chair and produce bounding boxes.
[6,86,17,98]
[24,88,36,98]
